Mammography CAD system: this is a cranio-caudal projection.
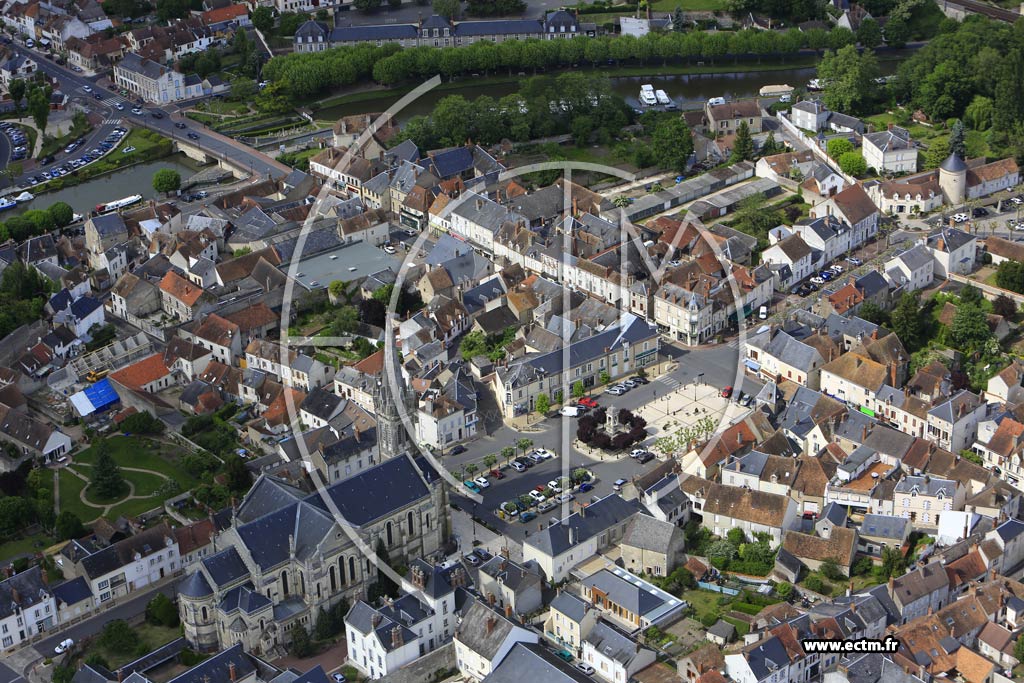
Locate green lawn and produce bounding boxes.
[57,469,93,521]
[680,588,729,622]
[0,532,56,563]
[722,615,750,637]
[75,463,168,500]
[73,436,198,486]
[651,0,728,9]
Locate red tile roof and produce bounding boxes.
[109,353,171,390]
[201,3,248,23]
[159,271,203,306]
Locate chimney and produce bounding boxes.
[486,616,496,634]
[888,575,895,594]
[229,663,236,683]
[117,671,123,683]
[391,625,403,649]
[371,613,382,628]
[888,122,893,131]
[504,603,513,620]
[488,592,496,606]
[861,425,867,442]
[10,587,19,605]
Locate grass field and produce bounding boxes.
[87,623,182,668]
[58,436,199,522]
[0,532,55,562]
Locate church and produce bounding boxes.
[178,349,448,656]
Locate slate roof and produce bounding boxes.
[166,643,263,683]
[201,546,251,588]
[584,619,652,664]
[80,524,173,580]
[483,643,592,683]
[0,566,50,619]
[523,494,641,557]
[860,514,908,540]
[581,567,679,618]
[219,583,272,615]
[90,212,127,237]
[549,590,590,622]
[51,576,92,607]
[455,600,522,659]
[178,570,214,598]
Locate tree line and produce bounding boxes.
[264,25,863,100]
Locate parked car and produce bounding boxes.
[973,207,989,218]
[150,111,164,118]
[382,244,397,254]
[489,468,504,479]
[575,663,595,676]
[473,548,493,561]
[534,448,554,459]
[606,386,625,396]
[810,277,825,285]
[741,394,754,407]
[721,385,734,398]
[758,304,768,319]
[122,146,136,154]
[829,264,844,273]
[473,476,490,489]
[520,512,537,523]
[175,121,187,129]
[463,480,480,493]
[579,483,594,493]
[448,444,466,456]
[528,490,546,502]
[82,85,92,92]
[636,452,654,464]
[612,478,628,492]
[629,376,648,385]
[953,212,969,223]
[55,638,74,654]
[560,405,582,417]
[847,256,863,266]
[630,448,646,458]
[537,499,557,513]
[331,673,347,683]
[547,479,563,493]
[578,396,599,408]
[510,460,527,472]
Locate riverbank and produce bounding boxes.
[309,56,827,113]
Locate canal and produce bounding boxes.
[316,61,902,124]
[9,153,205,217]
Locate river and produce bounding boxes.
[316,61,902,124]
[8,153,205,217]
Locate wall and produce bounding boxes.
[776,112,856,185]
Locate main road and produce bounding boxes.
[2,40,289,191]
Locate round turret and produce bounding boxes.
[939,153,967,205]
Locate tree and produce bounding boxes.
[120,411,164,435]
[726,528,746,546]
[229,77,257,102]
[225,455,253,493]
[251,6,274,33]
[820,557,844,581]
[289,622,314,658]
[964,95,994,131]
[156,0,190,21]
[277,12,310,36]
[99,620,138,652]
[8,80,25,111]
[672,6,685,31]
[432,0,459,18]
[959,283,983,307]
[761,131,779,156]
[91,441,126,499]
[27,87,49,133]
[707,539,738,562]
[993,294,1017,318]
[47,202,73,228]
[152,169,181,196]
[883,15,909,48]
[776,581,794,599]
[1015,634,1024,664]
[572,380,585,399]
[949,303,991,354]
[838,151,867,176]
[652,117,694,173]
[891,292,924,352]
[858,301,889,326]
[949,119,966,159]
[817,44,881,115]
[730,121,754,162]
[483,454,497,471]
[857,17,882,48]
[535,393,550,415]
[827,137,854,158]
[516,438,533,456]
[599,370,612,386]
[55,511,86,541]
[995,260,1024,294]
[145,593,179,627]
[353,0,382,11]
[465,463,478,478]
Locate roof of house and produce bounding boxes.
[782,527,857,565]
[702,484,791,527]
[108,353,171,390]
[80,523,174,579]
[454,600,522,660]
[159,270,203,306]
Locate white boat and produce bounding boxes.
[707,96,726,106]
[94,193,142,214]
[14,191,33,202]
[807,78,823,91]
[0,197,16,211]
[639,84,657,106]
[655,89,671,106]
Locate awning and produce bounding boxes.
[744,359,761,372]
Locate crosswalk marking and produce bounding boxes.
[102,118,121,125]
[657,376,680,389]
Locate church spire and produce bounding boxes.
[377,332,410,460]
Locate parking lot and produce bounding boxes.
[21,126,128,188]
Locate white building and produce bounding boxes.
[861,126,917,174]
[113,53,202,103]
[67,524,180,604]
[454,600,538,681]
[0,566,55,650]
[884,244,934,293]
[581,620,656,683]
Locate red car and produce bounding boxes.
[534,485,547,493]
[490,469,505,480]
[578,396,598,408]
[721,386,733,398]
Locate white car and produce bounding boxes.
[953,213,969,223]
[1011,197,1023,205]
[382,244,396,254]
[528,490,546,502]
[528,451,545,463]
[810,277,825,285]
[55,638,74,654]
[559,405,582,417]
[630,448,647,458]
[556,492,574,503]
[534,448,554,459]
[82,85,92,92]
[547,479,562,493]
[122,146,136,154]
[473,476,490,489]
[510,461,527,472]
[829,264,844,273]
[758,304,768,319]
[575,663,595,676]
[605,387,625,396]
[115,103,124,110]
